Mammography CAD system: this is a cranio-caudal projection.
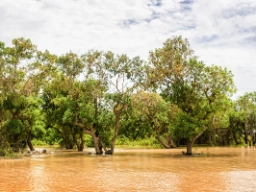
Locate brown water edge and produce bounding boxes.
[0,147,256,192]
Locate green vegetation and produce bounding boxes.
[115,136,161,148]
[0,36,255,157]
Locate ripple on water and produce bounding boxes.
[0,147,256,192]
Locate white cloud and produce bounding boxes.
[0,0,255,98]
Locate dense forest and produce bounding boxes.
[0,36,255,157]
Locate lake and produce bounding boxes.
[0,147,256,192]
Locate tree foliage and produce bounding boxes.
[147,36,236,154]
[1,36,254,157]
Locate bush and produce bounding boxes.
[116,136,161,148]
[0,147,22,158]
[31,139,49,146]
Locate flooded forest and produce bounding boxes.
[1,36,256,191]
[0,36,255,156]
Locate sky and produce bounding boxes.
[0,0,256,98]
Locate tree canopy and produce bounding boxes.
[1,36,255,157]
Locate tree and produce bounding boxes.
[0,38,44,153]
[73,79,111,153]
[42,74,89,151]
[81,50,144,154]
[131,91,178,148]
[234,92,256,145]
[228,109,246,145]
[147,36,236,155]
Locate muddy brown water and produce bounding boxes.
[0,147,256,192]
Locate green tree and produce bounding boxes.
[131,91,178,148]
[42,74,87,151]
[82,51,144,154]
[147,36,236,155]
[0,38,44,154]
[235,92,256,145]
[228,109,246,145]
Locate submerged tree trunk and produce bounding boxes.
[65,142,74,149]
[77,141,84,152]
[98,138,107,154]
[244,130,248,144]
[185,134,200,155]
[109,103,126,155]
[73,133,85,152]
[253,132,256,145]
[75,122,101,154]
[27,131,35,151]
[110,116,120,155]
[186,142,193,155]
[92,133,101,154]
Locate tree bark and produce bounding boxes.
[75,122,102,154]
[110,116,120,154]
[27,131,35,151]
[92,133,101,154]
[253,132,256,145]
[156,135,171,149]
[110,103,125,155]
[98,138,107,153]
[185,134,200,155]
[153,122,175,148]
[72,133,84,152]
[167,135,176,148]
[77,141,84,152]
[244,130,248,144]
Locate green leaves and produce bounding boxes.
[4,119,25,135]
[0,36,245,154]
[58,52,84,78]
[147,36,236,149]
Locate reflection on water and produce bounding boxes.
[0,147,256,192]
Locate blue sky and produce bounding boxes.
[0,0,256,98]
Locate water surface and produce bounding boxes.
[0,147,256,192]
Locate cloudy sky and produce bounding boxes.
[0,0,256,98]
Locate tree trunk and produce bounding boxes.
[156,135,171,149]
[207,130,213,145]
[110,112,121,155]
[12,142,20,153]
[110,132,118,154]
[244,130,248,144]
[212,129,217,146]
[186,141,193,155]
[167,135,176,148]
[73,133,85,152]
[226,130,231,145]
[253,132,256,145]
[27,131,35,151]
[77,141,84,152]
[65,142,74,149]
[63,134,75,149]
[154,123,175,148]
[75,122,101,154]
[185,134,200,155]
[98,138,107,153]
[92,133,101,154]
[232,130,239,145]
